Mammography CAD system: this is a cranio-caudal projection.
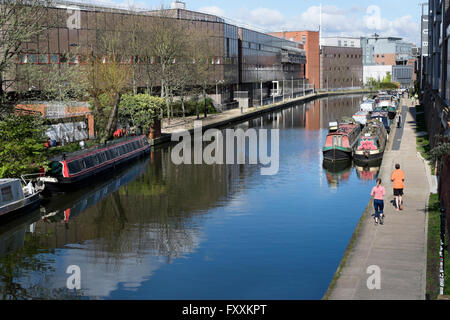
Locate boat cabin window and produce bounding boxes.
[1,186,13,202]
[68,161,82,174]
[92,155,100,166]
[84,157,93,168]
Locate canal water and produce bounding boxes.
[0,94,382,300]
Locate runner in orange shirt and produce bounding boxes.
[391,164,405,212]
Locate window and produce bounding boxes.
[28,54,38,64]
[302,35,306,44]
[1,186,13,202]
[18,54,28,64]
[69,54,80,64]
[49,54,59,64]
[38,54,49,64]
[68,161,82,174]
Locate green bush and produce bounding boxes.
[118,94,166,134]
[172,97,217,117]
[0,115,46,178]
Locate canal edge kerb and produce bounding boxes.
[322,198,373,300]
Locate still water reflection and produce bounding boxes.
[0,95,383,300]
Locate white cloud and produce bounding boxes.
[197,6,226,17]
[199,4,420,45]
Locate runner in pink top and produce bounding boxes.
[371,178,386,225]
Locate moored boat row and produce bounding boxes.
[324,89,402,163]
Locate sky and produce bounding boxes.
[77,0,427,45]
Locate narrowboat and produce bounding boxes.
[0,179,40,219]
[360,99,375,113]
[323,120,361,162]
[370,111,391,134]
[352,110,370,126]
[376,94,397,119]
[353,119,388,163]
[38,135,150,195]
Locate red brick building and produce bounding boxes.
[268,31,320,89]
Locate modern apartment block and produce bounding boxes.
[422,0,450,226]
[361,36,416,86]
[268,31,320,89]
[320,36,361,48]
[7,0,306,107]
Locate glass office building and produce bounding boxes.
[11,1,306,106]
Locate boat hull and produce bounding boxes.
[0,192,40,221]
[354,150,384,163]
[323,148,352,162]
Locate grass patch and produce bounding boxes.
[426,194,450,299]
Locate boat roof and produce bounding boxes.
[0,179,21,188]
[328,123,358,135]
[49,135,145,162]
[371,111,389,118]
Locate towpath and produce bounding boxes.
[326,98,430,300]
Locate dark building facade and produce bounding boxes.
[422,0,450,236]
[8,0,306,107]
[320,46,363,89]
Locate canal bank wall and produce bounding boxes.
[324,98,430,300]
[149,89,375,147]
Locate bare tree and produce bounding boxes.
[144,12,191,123]
[190,30,217,118]
[0,0,52,102]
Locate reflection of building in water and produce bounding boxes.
[305,100,321,131]
[319,95,362,128]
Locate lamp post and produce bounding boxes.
[260,80,263,108]
[291,76,293,99]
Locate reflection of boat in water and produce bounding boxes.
[0,210,40,259]
[39,135,150,196]
[41,157,150,223]
[354,159,382,181]
[323,159,352,188]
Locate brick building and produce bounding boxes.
[268,31,320,89]
[320,46,363,89]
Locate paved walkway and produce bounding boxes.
[327,98,430,300]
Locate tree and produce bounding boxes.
[0,114,46,178]
[118,93,166,135]
[16,62,90,102]
[0,0,52,103]
[144,12,192,123]
[88,33,131,142]
[190,31,217,119]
